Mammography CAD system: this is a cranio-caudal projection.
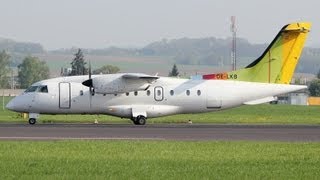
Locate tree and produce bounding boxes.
[294,77,302,85]
[309,79,320,97]
[317,69,320,79]
[168,64,179,77]
[18,56,50,88]
[0,51,10,88]
[70,49,88,76]
[93,65,120,74]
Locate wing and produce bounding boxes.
[122,73,159,83]
[88,73,159,94]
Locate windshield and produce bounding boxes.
[38,86,48,93]
[25,86,38,93]
[24,85,48,93]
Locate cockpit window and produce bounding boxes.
[24,85,48,93]
[25,86,38,93]
[38,86,48,93]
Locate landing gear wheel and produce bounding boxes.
[29,118,36,125]
[135,116,146,125]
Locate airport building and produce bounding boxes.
[278,92,309,105]
[277,90,311,106]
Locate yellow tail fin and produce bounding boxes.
[203,22,311,84]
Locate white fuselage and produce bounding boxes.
[6,75,306,119]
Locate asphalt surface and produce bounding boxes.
[1,123,320,141]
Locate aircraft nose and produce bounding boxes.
[6,99,15,111]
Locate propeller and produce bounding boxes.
[82,60,94,108]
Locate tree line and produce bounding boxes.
[2,36,320,75]
[69,49,120,76]
[309,71,320,96]
[0,49,121,89]
[0,51,50,89]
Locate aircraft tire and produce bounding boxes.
[29,118,36,125]
[136,116,146,125]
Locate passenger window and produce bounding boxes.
[147,90,151,96]
[134,91,138,96]
[170,90,174,96]
[186,90,190,96]
[80,90,84,96]
[197,90,201,96]
[38,86,48,93]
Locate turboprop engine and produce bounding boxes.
[82,73,159,94]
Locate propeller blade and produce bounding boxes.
[89,87,92,109]
[89,60,92,79]
[85,60,93,109]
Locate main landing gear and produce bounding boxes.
[132,115,146,125]
[28,118,37,125]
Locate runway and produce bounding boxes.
[1,123,320,141]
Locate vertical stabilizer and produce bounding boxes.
[203,22,311,84]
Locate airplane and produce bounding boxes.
[6,22,311,125]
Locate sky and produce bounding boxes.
[0,0,319,50]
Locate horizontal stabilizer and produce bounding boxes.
[244,96,277,105]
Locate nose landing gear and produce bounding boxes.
[28,113,39,125]
[28,118,37,125]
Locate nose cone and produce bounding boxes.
[6,99,15,111]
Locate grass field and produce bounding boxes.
[0,140,319,179]
[1,96,320,124]
[1,96,320,179]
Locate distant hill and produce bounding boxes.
[50,46,137,56]
[1,36,319,75]
[298,47,320,75]
[50,37,320,74]
[0,37,44,54]
[140,37,267,67]
[0,37,45,66]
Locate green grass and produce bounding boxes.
[2,96,320,124]
[149,104,320,124]
[0,140,319,179]
[0,96,21,122]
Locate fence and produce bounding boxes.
[1,89,25,97]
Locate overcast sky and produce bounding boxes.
[0,0,319,50]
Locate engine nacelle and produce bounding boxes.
[92,75,150,94]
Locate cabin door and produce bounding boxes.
[154,86,164,101]
[59,82,71,109]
